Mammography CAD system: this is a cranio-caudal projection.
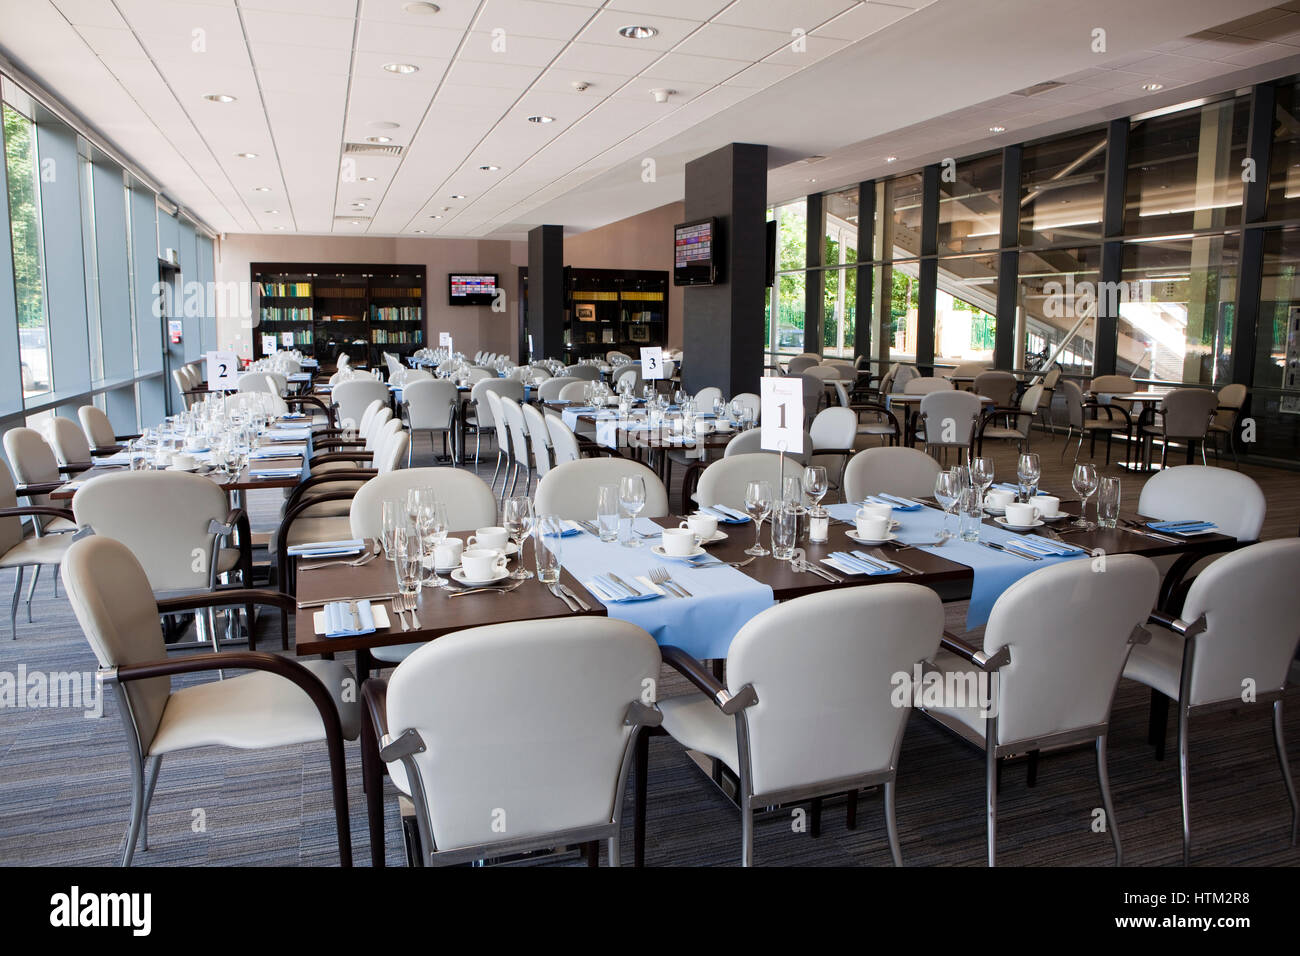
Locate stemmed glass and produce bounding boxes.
[1017,453,1041,503]
[744,480,773,556]
[502,496,534,579]
[970,456,995,510]
[392,519,422,601]
[802,465,828,517]
[934,469,960,540]
[618,475,647,547]
[1072,462,1099,529]
[409,490,448,587]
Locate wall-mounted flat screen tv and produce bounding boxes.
[674,218,719,286]
[448,273,499,306]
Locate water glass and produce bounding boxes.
[596,483,621,542]
[771,503,798,560]
[934,469,960,540]
[503,495,534,579]
[802,465,828,515]
[744,480,773,556]
[619,475,647,547]
[1017,453,1041,503]
[381,498,405,559]
[392,521,422,599]
[1097,476,1121,529]
[533,514,563,584]
[1071,462,1099,529]
[959,485,983,542]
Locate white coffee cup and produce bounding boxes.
[855,511,890,541]
[694,417,712,436]
[467,526,509,550]
[661,527,698,556]
[433,537,464,568]
[682,513,718,540]
[861,501,893,522]
[185,436,205,450]
[985,489,1015,511]
[1004,502,1040,526]
[171,453,197,471]
[461,548,507,581]
[1032,494,1060,518]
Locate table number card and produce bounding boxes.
[641,346,665,380]
[205,350,239,390]
[280,332,294,347]
[261,334,277,355]
[760,377,803,454]
[439,332,453,349]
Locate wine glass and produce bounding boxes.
[410,490,448,587]
[744,480,773,556]
[802,465,828,516]
[502,496,534,579]
[1017,452,1041,503]
[713,397,726,419]
[934,469,960,540]
[1071,462,1099,529]
[618,474,647,548]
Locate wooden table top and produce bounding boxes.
[50,457,305,499]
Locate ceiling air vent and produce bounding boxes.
[334,215,373,223]
[344,142,404,156]
[1011,80,1065,97]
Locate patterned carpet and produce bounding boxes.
[1,429,1296,867]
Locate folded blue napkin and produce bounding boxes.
[993,482,1022,492]
[566,406,597,414]
[279,413,308,420]
[250,467,301,478]
[585,575,662,603]
[543,520,584,537]
[1017,534,1085,555]
[288,539,365,557]
[268,430,310,442]
[824,551,899,576]
[252,445,305,458]
[702,504,750,524]
[1148,520,1217,534]
[875,493,923,511]
[323,599,375,637]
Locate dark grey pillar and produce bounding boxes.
[527,225,565,360]
[682,143,769,396]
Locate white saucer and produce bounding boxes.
[451,567,510,587]
[846,530,898,546]
[168,464,200,472]
[983,505,1007,516]
[698,529,729,545]
[1040,512,1068,522]
[995,516,1045,531]
[652,544,706,560]
[466,541,517,556]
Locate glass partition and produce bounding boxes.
[3,103,51,400]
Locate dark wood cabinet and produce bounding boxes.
[563,267,668,360]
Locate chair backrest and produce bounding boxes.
[949,361,991,379]
[1008,383,1046,435]
[62,536,171,754]
[804,365,841,382]
[810,407,857,450]
[3,427,61,508]
[983,555,1159,747]
[1179,538,1300,706]
[536,377,578,403]
[723,428,811,465]
[78,405,117,449]
[798,374,824,415]
[917,390,983,447]
[903,376,954,395]
[171,368,191,406]
[333,378,392,431]
[728,584,944,797]
[238,371,286,394]
[1089,374,1141,395]
[471,378,525,431]
[786,355,818,375]
[545,414,582,465]
[1136,465,1265,542]
[384,352,402,377]
[384,617,660,856]
[613,365,644,390]
[558,382,590,403]
[823,360,856,379]
[0,462,26,557]
[47,416,93,467]
[972,371,1017,407]
[521,402,552,476]
[1158,388,1218,439]
[696,453,806,511]
[534,458,668,520]
[403,378,458,431]
[1212,383,1247,430]
[483,388,506,443]
[337,352,351,369]
[350,468,496,537]
[564,364,602,381]
[497,396,531,467]
[694,386,722,410]
[606,351,632,364]
[892,364,920,391]
[374,424,409,473]
[1042,366,1062,389]
[356,399,386,442]
[72,471,232,594]
[465,367,494,384]
[730,392,761,423]
[843,446,941,502]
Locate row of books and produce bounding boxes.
[259,307,313,323]
[316,287,367,298]
[259,281,311,297]
[371,329,424,345]
[370,306,423,322]
[625,311,662,323]
[371,286,422,297]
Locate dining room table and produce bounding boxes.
[885,392,995,446]
[1087,390,1173,472]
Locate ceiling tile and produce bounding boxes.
[714,0,858,34]
[239,9,356,48]
[814,2,912,41]
[355,18,464,59]
[471,0,600,40]
[672,22,788,61]
[643,52,749,85]
[458,30,568,66]
[721,60,800,88]
[52,0,132,29]
[549,40,663,74]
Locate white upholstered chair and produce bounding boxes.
[332,378,391,432]
[0,460,72,639]
[843,446,941,502]
[695,453,805,512]
[534,458,667,521]
[400,378,458,466]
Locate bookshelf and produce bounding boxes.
[563,267,668,360]
[250,262,426,364]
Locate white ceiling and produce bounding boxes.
[1,0,1296,241]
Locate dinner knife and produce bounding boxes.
[608,573,641,597]
[980,540,1041,561]
[298,591,399,609]
[348,601,363,631]
[560,584,591,611]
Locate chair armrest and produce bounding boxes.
[284,470,376,512]
[1147,611,1207,639]
[277,491,370,593]
[15,481,69,497]
[57,463,94,475]
[0,506,75,523]
[939,631,1011,671]
[155,588,296,616]
[314,436,367,449]
[114,432,143,442]
[680,461,707,506]
[660,645,757,715]
[361,677,389,747]
[90,445,124,457]
[309,451,371,466]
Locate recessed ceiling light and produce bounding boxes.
[988,125,1006,133]
[368,121,400,130]
[885,156,898,163]
[366,136,392,144]
[403,1,440,13]
[265,209,279,214]
[352,202,367,208]
[430,214,442,219]
[808,178,817,183]
[359,176,376,182]
[204,94,236,103]
[1142,82,1164,91]
[527,115,555,124]
[383,63,419,74]
[254,186,271,192]
[274,225,286,230]
[414,229,427,233]
[449,194,466,199]
[618,25,658,39]
[350,220,362,225]
[235,152,258,159]
[479,164,500,171]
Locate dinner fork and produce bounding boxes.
[689,555,757,569]
[300,542,381,571]
[404,591,421,628]
[649,567,690,597]
[391,600,408,631]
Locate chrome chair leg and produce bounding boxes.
[1274,699,1298,847]
[1096,734,1122,866]
[9,566,22,640]
[51,564,59,598]
[1179,702,1192,865]
[884,779,903,866]
[740,806,754,867]
[122,754,145,867]
[606,834,619,868]
[25,564,40,623]
[139,755,162,852]
[986,746,998,867]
